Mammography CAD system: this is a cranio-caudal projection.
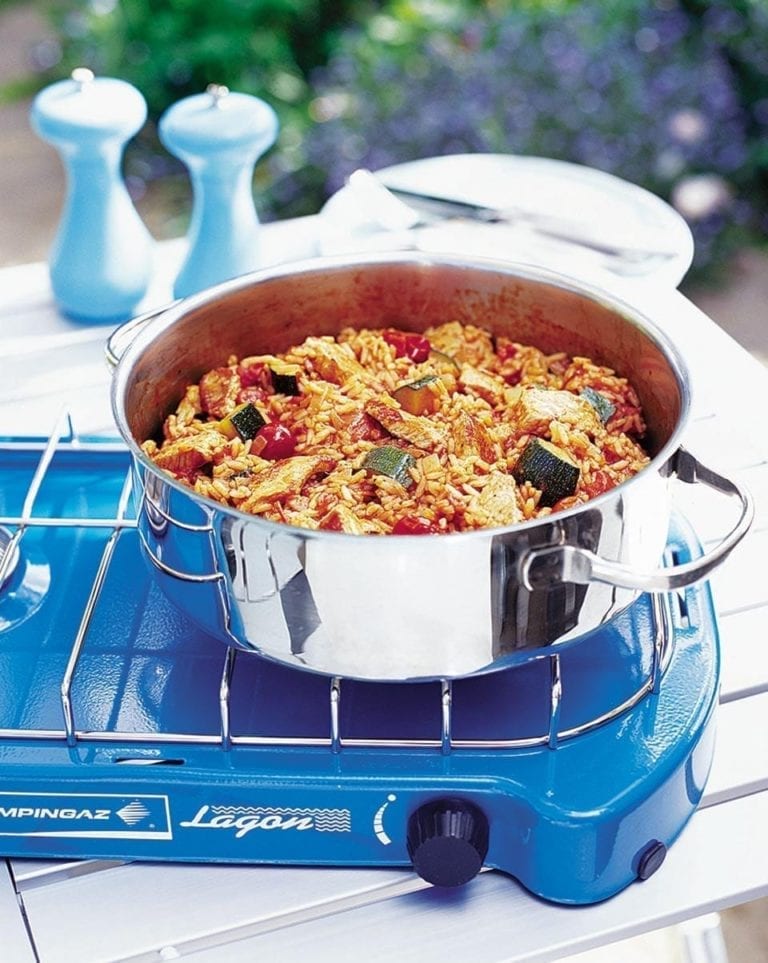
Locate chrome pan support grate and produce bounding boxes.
[0,414,675,755]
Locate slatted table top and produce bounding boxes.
[0,214,766,963]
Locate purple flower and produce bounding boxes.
[297,0,758,273]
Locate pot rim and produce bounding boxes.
[110,250,691,541]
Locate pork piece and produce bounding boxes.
[458,363,505,407]
[345,410,387,442]
[152,430,223,475]
[238,455,336,513]
[320,503,366,534]
[469,472,522,527]
[452,410,499,463]
[199,367,241,419]
[173,385,203,428]
[510,387,602,436]
[304,338,364,386]
[365,399,447,451]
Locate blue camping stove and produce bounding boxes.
[0,432,719,905]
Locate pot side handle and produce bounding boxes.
[520,448,754,593]
[105,300,181,368]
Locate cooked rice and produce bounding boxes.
[142,321,650,534]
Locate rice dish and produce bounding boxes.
[141,321,650,534]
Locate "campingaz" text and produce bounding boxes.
[0,807,111,820]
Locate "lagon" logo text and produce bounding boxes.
[180,804,352,839]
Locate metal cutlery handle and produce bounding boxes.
[380,182,677,261]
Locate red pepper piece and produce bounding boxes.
[383,330,431,363]
[253,423,298,460]
[391,515,439,535]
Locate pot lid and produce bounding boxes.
[316,154,695,289]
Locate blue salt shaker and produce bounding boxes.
[159,84,279,298]
[30,68,153,323]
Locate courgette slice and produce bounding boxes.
[362,445,416,489]
[580,387,616,424]
[513,438,580,506]
[392,375,441,415]
[218,402,267,441]
[428,348,460,371]
[269,362,301,395]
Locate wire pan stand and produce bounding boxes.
[0,409,673,756]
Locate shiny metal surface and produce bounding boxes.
[521,448,753,593]
[0,527,20,589]
[0,432,674,749]
[105,300,180,369]
[60,470,134,746]
[109,253,750,680]
[377,178,680,260]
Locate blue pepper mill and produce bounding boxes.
[159,84,279,298]
[30,68,153,323]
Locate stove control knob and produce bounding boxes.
[407,798,489,887]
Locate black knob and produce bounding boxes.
[637,839,667,880]
[407,798,489,887]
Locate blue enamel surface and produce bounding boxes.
[158,89,279,297]
[0,444,719,904]
[30,76,152,322]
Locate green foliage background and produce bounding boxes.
[8,0,768,270]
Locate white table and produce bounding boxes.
[0,214,767,963]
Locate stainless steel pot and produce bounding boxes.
[108,253,753,681]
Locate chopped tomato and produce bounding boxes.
[584,470,614,497]
[382,330,431,363]
[320,512,344,532]
[314,492,337,517]
[237,385,269,405]
[391,515,439,535]
[607,402,643,431]
[252,423,298,460]
[496,340,518,361]
[237,360,267,388]
[503,369,523,386]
